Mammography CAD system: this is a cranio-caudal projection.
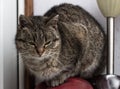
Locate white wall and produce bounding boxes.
[0,0,3,89]
[0,0,17,89]
[115,17,120,75]
[34,0,120,75]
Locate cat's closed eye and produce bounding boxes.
[26,42,35,48]
[44,39,59,48]
[17,39,35,46]
[44,41,52,48]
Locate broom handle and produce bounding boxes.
[107,17,115,74]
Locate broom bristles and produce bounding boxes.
[97,0,120,17]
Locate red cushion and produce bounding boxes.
[35,77,93,89]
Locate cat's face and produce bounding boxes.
[15,15,61,60]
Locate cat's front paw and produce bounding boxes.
[46,79,60,87]
[46,76,67,87]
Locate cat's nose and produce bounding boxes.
[37,48,44,56]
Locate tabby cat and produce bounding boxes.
[15,3,106,87]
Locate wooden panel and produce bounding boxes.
[24,0,35,89]
[24,69,35,89]
[25,0,33,16]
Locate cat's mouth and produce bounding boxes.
[21,52,51,60]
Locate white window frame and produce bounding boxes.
[0,0,17,89]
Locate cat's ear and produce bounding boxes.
[46,15,59,26]
[19,15,33,28]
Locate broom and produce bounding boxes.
[91,0,120,89]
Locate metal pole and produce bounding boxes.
[107,17,115,74]
[17,0,19,89]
